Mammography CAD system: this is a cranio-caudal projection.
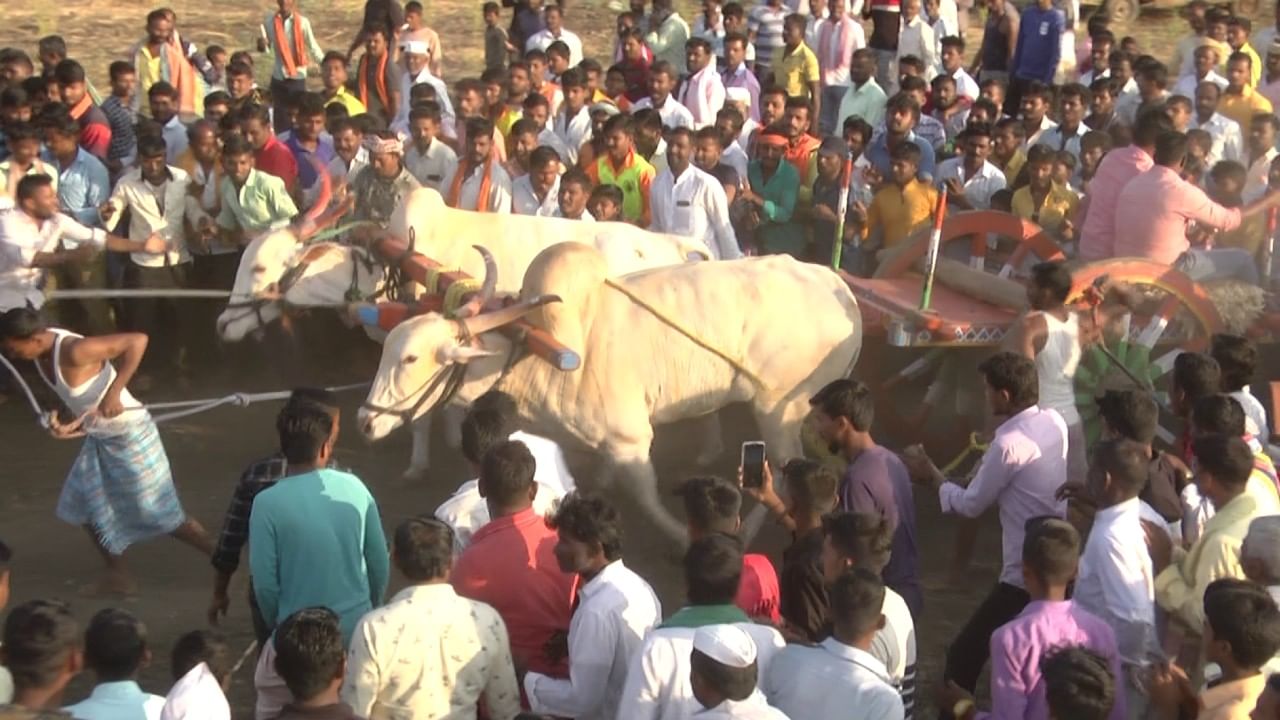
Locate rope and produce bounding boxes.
[602,278,767,390]
[47,289,233,300]
[303,220,380,246]
[939,432,990,475]
[443,278,481,318]
[0,352,367,429]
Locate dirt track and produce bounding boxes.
[0,327,1004,716]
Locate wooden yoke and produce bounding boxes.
[367,235,581,372]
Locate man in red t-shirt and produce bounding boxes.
[452,439,577,678]
[680,476,781,623]
[240,102,299,194]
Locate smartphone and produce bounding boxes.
[741,441,767,489]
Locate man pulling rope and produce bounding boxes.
[0,306,215,597]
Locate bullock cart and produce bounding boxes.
[842,210,1246,455]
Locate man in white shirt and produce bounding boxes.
[512,146,562,217]
[521,93,574,164]
[553,69,593,165]
[1244,113,1279,203]
[935,124,1007,210]
[618,534,786,720]
[435,391,575,555]
[1067,439,1157,714]
[940,36,979,100]
[632,61,695,129]
[525,493,662,720]
[99,134,208,376]
[900,352,1068,697]
[394,39,456,135]
[1173,44,1229,99]
[65,608,166,720]
[555,168,596,221]
[1034,83,1090,160]
[0,175,158,311]
[765,569,905,720]
[327,117,369,185]
[690,625,790,720]
[1191,82,1245,166]
[680,37,726,129]
[343,517,522,720]
[440,116,513,212]
[148,82,189,166]
[650,128,739,259]
[1242,515,1280,608]
[403,103,458,192]
[526,4,584,66]
[821,512,918,718]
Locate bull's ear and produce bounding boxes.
[437,344,500,365]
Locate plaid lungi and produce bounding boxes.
[55,413,186,555]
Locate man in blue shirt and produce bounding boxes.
[864,93,937,182]
[1010,0,1063,108]
[249,393,389,718]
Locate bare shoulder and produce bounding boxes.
[63,332,146,366]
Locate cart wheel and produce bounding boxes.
[1068,259,1225,448]
[873,210,1067,279]
[1104,0,1139,28]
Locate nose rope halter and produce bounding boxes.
[360,322,475,425]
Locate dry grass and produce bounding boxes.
[0,0,1256,92]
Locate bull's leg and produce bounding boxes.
[611,450,688,547]
[441,405,465,449]
[404,416,432,481]
[693,413,725,467]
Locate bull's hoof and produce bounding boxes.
[400,465,429,483]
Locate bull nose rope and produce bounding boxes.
[0,351,367,428]
[601,278,767,390]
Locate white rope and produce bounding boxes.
[47,289,233,300]
[0,354,367,429]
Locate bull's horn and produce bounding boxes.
[454,245,499,319]
[457,294,562,336]
[438,344,501,364]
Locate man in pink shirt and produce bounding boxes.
[452,439,577,678]
[1078,110,1172,261]
[1114,130,1276,284]
[816,0,866,134]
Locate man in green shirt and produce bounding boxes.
[206,135,299,247]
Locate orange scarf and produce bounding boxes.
[447,159,494,212]
[274,13,308,77]
[137,36,199,118]
[357,52,390,110]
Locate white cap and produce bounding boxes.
[402,40,430,55]
[692,625,757,669]
[726,87,751,104]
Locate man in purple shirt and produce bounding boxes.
[941,518,1125,720]
[809,379,920,618]
[1078,110,1173,261]
[283,93,336,208]
[901,351,1068,696]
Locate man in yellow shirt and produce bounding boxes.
[1011,145,1078,241]
[1228,17,1263,87]
[857,142,938,250]
[1220,52,1274,128]
[771,14,820,116]
[320,52,367,117]
[1148,434,1261,675]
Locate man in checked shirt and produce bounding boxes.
[206,387,346,642]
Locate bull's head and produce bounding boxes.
[216,163,353,342]
[358,245,558,439]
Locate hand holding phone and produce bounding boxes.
[740,441,766,490]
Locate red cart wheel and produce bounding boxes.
[873,210,1068,279]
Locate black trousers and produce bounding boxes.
[944,581,1031,694]
[269,78,306,134]
[190,252,244,370]
[124,262,190,375]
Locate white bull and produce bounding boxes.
[216,188,712,478]
[359,242,863,539]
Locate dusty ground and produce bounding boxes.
[0,0,1264,716]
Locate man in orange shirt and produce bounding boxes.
[451,440,576,678]
[782,96,820,208]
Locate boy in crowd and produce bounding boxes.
[65,609,165,720]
